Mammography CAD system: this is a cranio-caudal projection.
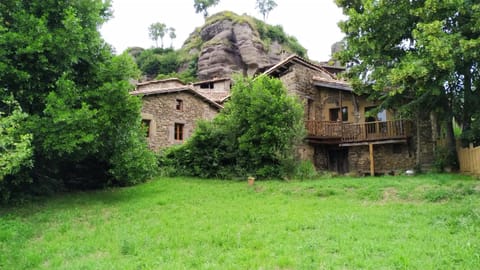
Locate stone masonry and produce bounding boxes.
[134,89,220,151]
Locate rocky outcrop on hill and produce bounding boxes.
[181,12,306,80]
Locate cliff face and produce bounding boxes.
[181,12,306,80]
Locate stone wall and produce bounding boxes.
[349,143,416,174]
[412,116,436,170]
[141,91,219,151]
[278,63,435,174]
[278,65,382,124]
[278,64,324,121]
[192,79,231,92]
[312,143,416,175]
[296,143,315,163]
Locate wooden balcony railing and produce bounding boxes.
[305,120,412,143]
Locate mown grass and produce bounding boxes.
[1,174,479,269]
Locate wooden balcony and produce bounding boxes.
[305,120,412,144]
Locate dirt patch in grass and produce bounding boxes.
[254,186,266,193]
[381,187,398,202]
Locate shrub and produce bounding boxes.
[433,146,458,172]
[163,75,305,179]
[294,160,318,180]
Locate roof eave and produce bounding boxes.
[313,81,353,92]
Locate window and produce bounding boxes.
[176,99,183,111]
[365,107,387,122]
[329,107,348,121]
[377,110,387,122]
[199,82,214,89]
[141,119,151,137]
[174,123,184,141]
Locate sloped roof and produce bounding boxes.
[312,76,353,92]
[196,90,231,103]
[261,54,353,92]
[192,77,231,85]
[263,54,336,79]
[136,78,184,86]
[131,86,223,110]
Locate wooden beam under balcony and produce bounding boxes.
[305,120,412,144]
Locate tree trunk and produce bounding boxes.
[461,71,473,132]
[444,113,459,171]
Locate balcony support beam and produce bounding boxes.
[369,143,375,176]
[339,139,408,147]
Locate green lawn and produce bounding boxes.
[1,174,479,269]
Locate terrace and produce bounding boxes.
[305,119,412,145]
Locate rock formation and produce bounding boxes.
[181,11,305,80]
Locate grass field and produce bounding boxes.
[1,174,479,269]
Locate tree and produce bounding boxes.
[256,0,277,21]
[168,27,176,48]
[136,48,180,78]
[0,0,156,202]
[148,22,167,48]
[162,75,305,179]
[0,96,33,182]
[335,0,480,168]
[194,0,220,19]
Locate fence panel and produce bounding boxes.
[458,144,480,175]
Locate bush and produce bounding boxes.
[294,160,318,180]
[0,97,34,203]
[255,19,307,57]
[163,75,305,179]
[0,98,33,182]
[433,146,458,172]
[136,49,180,78]
[0,2,157,203]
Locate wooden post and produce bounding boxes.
[369,143,375,176]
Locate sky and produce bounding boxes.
[100,0,346,62]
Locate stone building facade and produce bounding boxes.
[132,55,435,174]
[264,55,434,175]
[131,79,222,151]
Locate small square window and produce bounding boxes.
[329,107,348,121]
[176,99,183,111]
[174,123,184,141]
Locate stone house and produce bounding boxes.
[262,55,435,175]
[191,77,231,105]
[132,55,434,175]
[131,78,223,151]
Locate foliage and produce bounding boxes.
[433,145,458,172]
[335,0,480,168]
[461,111,480,147]
[0,99,33,182]
[255,19,307,57]
[162,75,305,179]
[294,160,318,180]
[0,1,156,202]
[148,22,167,48]
[0,97,33,182]
[168,27,176,48]
[256,0,277,21]
[130,46,195,81]
[194,0,220,18]
[126,47,145,58]
[1,174,479,268]
[135,48,180,78]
